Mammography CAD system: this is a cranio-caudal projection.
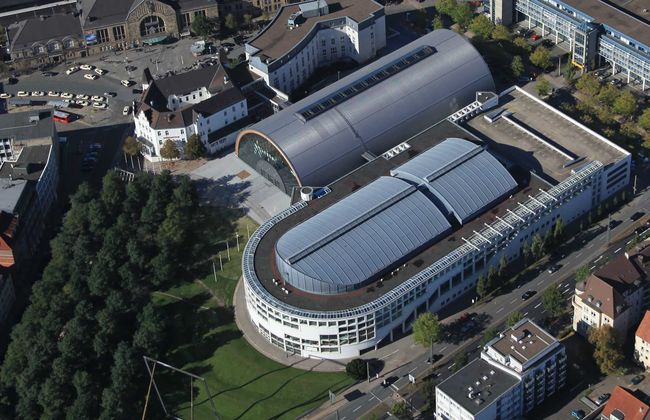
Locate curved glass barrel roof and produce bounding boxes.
[275,176,452,295]
[391,138,517,224]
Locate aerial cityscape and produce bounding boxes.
[0,0,648,419]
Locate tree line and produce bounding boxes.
[0,171,206,419]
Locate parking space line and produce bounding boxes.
[510,298,517,304]
[537,279,544,285]
[535,303,542,309]
[496,307,504,313]
[380,349,400,360]
[590,265,596,270]
[615,247,622,253]
[440,346,448,352]
[353,406,362,413]
[408,366,418,374]
[523,312,528,317]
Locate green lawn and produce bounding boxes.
[153,216,353,420]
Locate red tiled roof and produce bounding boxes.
[602,386,650,420]
[637,311,650,343]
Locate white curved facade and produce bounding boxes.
[243,160,605,359]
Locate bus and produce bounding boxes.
[53,110,72,124]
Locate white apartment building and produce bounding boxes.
[635,310,650,370]
[134,62,250,161]
[573,244,650,339]
[436,319,567,420]
[245,0,386,96]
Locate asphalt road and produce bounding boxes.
[326,187,650,420]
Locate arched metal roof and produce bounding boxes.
[236,29,495,188]
[391,138,518,224]
[275,176,452,295]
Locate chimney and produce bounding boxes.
[167,114,172,123]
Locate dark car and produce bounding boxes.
[103,91,117,97]
[6,77,18,85]
[636,226,648,236]
[381,376,398,388]
[521,290,536,300]
[132,88,143,94]
[571,409,585,419]
[596,393,611,405]
[631,374,645,385]
[125,65,137,72]
[41,71,56,77]
[631,212,645,221]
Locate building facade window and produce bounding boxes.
[95,28,109,44]
[112,25,125,41]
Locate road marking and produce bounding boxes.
[566,296,572,301]
[391,384,400,391]
[587,243,594,249]
[615,247,622,253]
[537,279,544,285]
[380,349,400,360]
[408,366,418,373]
[510,298,517,304]
[575,252,583,258]
[562,289,571,295]
[440,346,448,352]
[496,307,504,313]
[448,363,456,370]
[535,303,542,309]
[368,397,375,402]
[341,417,346,420]
[590,265,596,270]
[523,312,528,317]
[353,406,362,413]
[595,255,603,262]
[542,309,546,313]
[627,239,634,245]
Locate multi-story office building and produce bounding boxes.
[436,319,567,420]
[635,310,650,370]
[239,30,631,360]
[572,243,650,338]
[487,0,650,89]
[6,0,219,69]
[0,111,59,273]
[245,0,385,96]
[436,359,523,420]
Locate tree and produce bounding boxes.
[435,0,457,16]
[576,73,601,97]
[451,3,472,30]
[468,15,494,39]
[160,139,180,160]
[412,313,442,347]
[531,233,544,260]
[530,46,552,70]
[133,303,167,357]
[542,287,564,318]
[563,64,576,84]
[498,255,507,278]
[345,358,367,381]
[588,326,624,375]
[100,342,141,419]
[184,134,206,160]
[612,91,637,119]
[224,13,238,32]
[433,15,445,30]
[422,377,437,411]
[511,55,524,78]
[505,311,523,328]
[552,218,564,243]
[480,327,498,346]
[191,14,214,38]
[391,401,411,420]
[452,352,468,372]
[522,240,530,263]
[243,14,253,27]
[575,265,590,283]
[476,274,488,298]
[486,265,498,291]
[597,83,619,108]
[513,36,531,52]
[491,24,510,41]
[639,108,650,130]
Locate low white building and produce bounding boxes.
[134,61,254,161]
[635,310,650,370]
[245,0,386,97]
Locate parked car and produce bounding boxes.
[92,102,107,109]
[66,66,79,75]
[84,73,99,80]
[91,95,105,102]
[47,91,60,97]
[31,91,45,96]
[547,264,561,274]
[80,64,95,71]
[17,91,29,97]
[94,68,107,75]
[7,77,18,85]
[41,71,56,77]
[631,212,645,221]
[122,105,131,116]
[120,79,134,87]
[61,92,74,99]
[77,100,90,107]
[631,374,645,385]
[0,93,12,99]
[75,94,89,100]
[521,290,536,300]
[596,393,611,406]
[571,409,585,419]
[125,65,137,72]
[104,91,117,97]
[531,34,541,41]
[132,88,143,94]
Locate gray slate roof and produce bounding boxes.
[391,138,517,224]
[239,29,495,189]
[0,110,55,142]
[9,14,82,50]
[275,176,452,295]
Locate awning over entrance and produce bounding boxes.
[142,35,167,45]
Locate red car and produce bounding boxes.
[531,34,541,41]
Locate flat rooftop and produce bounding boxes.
[561,0,650,47]
[437,359,520,416]
[254,118,549,311]
[0,145,52,182]
[487,319,558,365]
[248,0,382,61]
[466,88,627,184]
[0,110,55,142]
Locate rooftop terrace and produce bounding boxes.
[466,88,627,184]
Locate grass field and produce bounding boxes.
[152,216,353,420]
